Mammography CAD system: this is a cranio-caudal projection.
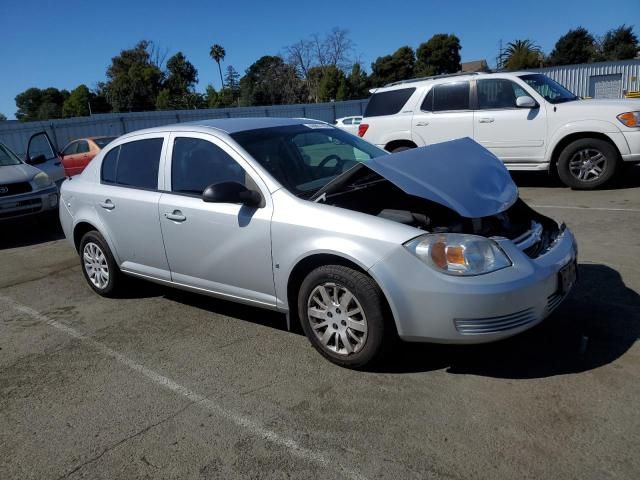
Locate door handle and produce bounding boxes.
[165,210,186,222]
[478,117,495,123]
[415,121,429,126]
[99,199,115,210]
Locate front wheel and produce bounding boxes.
[298,265,393,368]
[557,138,620,189]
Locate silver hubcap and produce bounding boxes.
[307,283,367,356]
[83,242,109,289]
[569,148,607,182]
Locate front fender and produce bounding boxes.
[547,120,629,162]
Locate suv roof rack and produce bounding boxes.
[384,72,482,87]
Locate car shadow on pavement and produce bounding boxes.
[0,215,64,250]
[377,263,639,378]
[510,164,640,190]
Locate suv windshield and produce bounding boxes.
[231,124,387,198]
[519,74,578,104]
[0,143,23,166]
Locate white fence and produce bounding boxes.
[0,99,368,158]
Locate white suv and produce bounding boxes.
[358,72,640,189]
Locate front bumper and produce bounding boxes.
[0,186,59,220]
[369,226,577,343]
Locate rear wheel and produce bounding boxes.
[390,145,413,153]
[298,265,392,368]
[557,138,619,189]
[79,231,123,297]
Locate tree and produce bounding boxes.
[370,46,415,87]
[500,40,543,71]
[240,55,304,106]
[601,25,639,60]
[416,34,461,76]
[548,27,596,66]
[0,113,6,121]
[347,63,370,99]
[103,40,163,112]
[62,84,92,117]
[219,66,241,106]
[15,87,69,121]
[164,52,198,95]
[209,44,226,88]
[205,85,220,108]
[313,65,348,102]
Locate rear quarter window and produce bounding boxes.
[364,88,416,117]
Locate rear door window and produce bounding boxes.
[364,88,416,117]
[100,138,164,190]
[432,82,470,111]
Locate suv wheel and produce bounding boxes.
[557,138,619,189]
[298,265,392,368]
[79,231,123,297]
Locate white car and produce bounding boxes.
[334,116,362,134]
[358,72,640,189]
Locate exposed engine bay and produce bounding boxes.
[316,169,560,258]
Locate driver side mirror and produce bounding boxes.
[516,96,537,108]
[202,181,263,207]
[26,153,47,165]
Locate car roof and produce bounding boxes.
[371,71,537,93]
[116,117,328,140]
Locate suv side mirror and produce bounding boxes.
[516,96,537,108]
[26,153,47,165]
[202,181,262,207]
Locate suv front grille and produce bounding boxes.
[0,181,32,197]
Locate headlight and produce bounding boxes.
[617,111,640,128]
[33,171,52,188]
[404,233,512,276]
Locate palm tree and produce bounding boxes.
[209,44,226,88]
[500,40,543,71]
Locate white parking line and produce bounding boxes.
[0,295,366,480]
[530,204,640,213]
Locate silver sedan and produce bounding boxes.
[59,118,577,368]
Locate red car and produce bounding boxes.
[60,136,116,176]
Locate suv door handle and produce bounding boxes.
[415,121,429,126]
[478,117,495,123]
[165,210,186,222]
[99,199,115,210]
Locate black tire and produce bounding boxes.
[390,145,413,153]
[79,230,123,297]
[298,265,393,368]
[557,138,620,189]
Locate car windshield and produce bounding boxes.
[93,137,117,149]
[519,74,578,104]
[0,143,23,166]
[231,124,387,198]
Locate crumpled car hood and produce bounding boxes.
[315,137,518,218]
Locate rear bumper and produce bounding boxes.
[0,186,58,220]
[369,227,577,344]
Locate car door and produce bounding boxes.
[26,131,65,186]
[158,132,276,307]
[93,134,172,280]
[473,78,548,164]
[411,81,474,146]
[60,141,82,176]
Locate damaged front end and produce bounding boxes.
[313,138,561,260]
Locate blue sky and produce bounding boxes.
[0,0,634,119]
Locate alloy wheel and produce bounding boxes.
[307,282,368,355]
[83,242,109,289]
[569,148,607,182]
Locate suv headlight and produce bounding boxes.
[617,112,640,128]
[33,171,52,188]
[404,233,512,276]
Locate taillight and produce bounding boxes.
[358,123,369,137]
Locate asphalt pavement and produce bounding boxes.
[1,168,639,479]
